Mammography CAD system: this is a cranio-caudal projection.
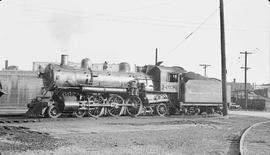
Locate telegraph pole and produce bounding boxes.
[199,64,211,77]
[155,48,158,65]
[219,0,228,116]
[240,51,252,110]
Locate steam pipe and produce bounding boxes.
[81,87,127,93]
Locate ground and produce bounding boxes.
[243,121,270,155]
[0,111,269,155]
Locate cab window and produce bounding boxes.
[168,73,178,82]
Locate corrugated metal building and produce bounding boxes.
[0,70,43,109]
[227,82,253,99]
[254,84,270,98]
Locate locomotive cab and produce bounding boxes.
[142,65,186,115]
[146,66,186,93]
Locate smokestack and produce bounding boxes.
[60,54,68,66]
[5,60,8,70]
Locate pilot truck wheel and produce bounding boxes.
[156,103,168,116]
[47,105,61,118]
[74,110,86,118]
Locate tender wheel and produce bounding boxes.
[195,107,201,115]
[183,107,188,115]
[217,111,223,115]
[74,110,86,118]
[107,94,124,117]
[126,96,142,117]
[156,103,168,116]
[47,105,61,118]
[87,95,105,118]
[206,107,215,114]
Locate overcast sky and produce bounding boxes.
[0,0,269,84]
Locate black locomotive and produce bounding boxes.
[27,55,228,118]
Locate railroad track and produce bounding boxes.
[0,116,46,124]
[0,114,84,124]
[0,112,219,124]
[239,120,270,155]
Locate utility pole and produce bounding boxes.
[199,64,211,77]
[155,48,158,65]
[269,0,270,85]
[219,0,228,116]
[240,51,252,110]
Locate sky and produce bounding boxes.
[0,0,269,84]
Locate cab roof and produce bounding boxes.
[149,65,187,74]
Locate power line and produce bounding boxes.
[6,0,270,32]
[167,9,218,54]
[114,0,177,13]
[95,15,270,32]
[167,0,236,54]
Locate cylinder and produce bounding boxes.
[119,62,130,72]
[63,96,79,112]
[5,60,8,70]
[60,54,68,66]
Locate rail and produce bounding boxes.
[239,120,270,155]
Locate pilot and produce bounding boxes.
[0,81,7,98]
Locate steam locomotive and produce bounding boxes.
[27,55,228,118]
